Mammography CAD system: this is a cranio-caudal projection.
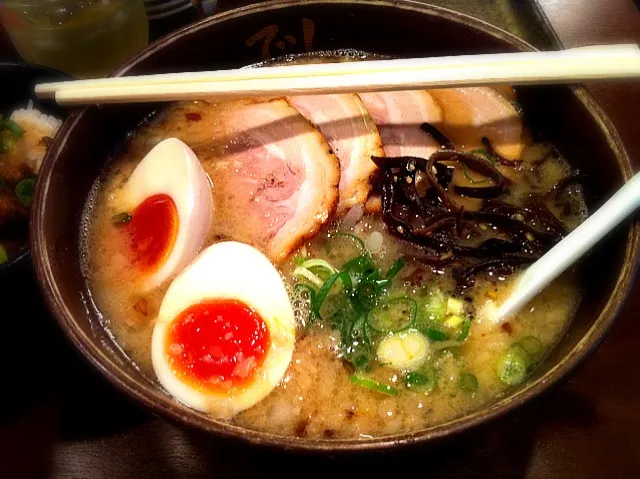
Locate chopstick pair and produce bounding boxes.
[35,44,640,105]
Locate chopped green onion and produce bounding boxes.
[446,297,465,316]
[293,256,306,266]
[457,318,472,341]
[342,254,376,280]
[294,258,338,288]
[404,368,436,392]
[376,329,429,371]
[0,244,8,265]
[301,258,338,276]
[15,178,35,207]
[0,132,18,153]
[517,336,542,357]
[424,289,447,324]
[425,328,447,341]
[293,267,324,287]
[353,280,379,312]
[350,374,398,396]
[353,355,370,371]
[375,258,406,291]
[346,315,373,370]
[324,232,366,267]
[444,314,464,329]
[0,119,25,137]
[368,296,416,333]
[462,164,489,184]
[313,271,352,319]
[458,372,479,392]
[385,257,406,281]
[431,340,463,351]
[470,148,497,165]
[111,212,132,225]
[496,345,529,385]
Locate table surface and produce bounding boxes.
[1,1,640,477]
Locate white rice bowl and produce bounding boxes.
[8,101,62,172]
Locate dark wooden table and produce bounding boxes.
[1,1,639,477]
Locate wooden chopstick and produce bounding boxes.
[34,44,640,106]
[34,44,639,96]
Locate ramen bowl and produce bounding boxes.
[31,0,639,452]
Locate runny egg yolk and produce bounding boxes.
[124,194,179,273]
[165,299,271,392]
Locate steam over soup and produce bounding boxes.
[82,58,586,438]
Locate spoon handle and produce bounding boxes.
[495,172,640,322]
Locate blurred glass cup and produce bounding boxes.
[0,0,149,78]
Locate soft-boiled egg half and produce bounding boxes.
[117,138,213,291]
[151,241,296,418]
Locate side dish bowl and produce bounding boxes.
[31,0,639,452]
[0,62,68,279]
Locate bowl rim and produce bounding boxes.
[31,0,640,452]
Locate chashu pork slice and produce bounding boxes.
[193,99,340,263]
[428,87,524,161]
[358,90,443,159]
[287,94,384,216]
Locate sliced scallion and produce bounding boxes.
[444,314,464,329]
[385,257,406,281]
[404,368,436,392]
[458,372,479,392]
[424,289,447,324]
[517,336,542,357]
[375,258,406,291]
[342,254,376,280]
[301,258,338,276]
[431,340,463,351]
[376,329,429,372]
[0,119,25,137]
[446,297,465,316]
[313,271,352,319]
[425,328,447,341]
[470,148,497,165]
[15,178,35,207]
[324,232,366,267]
[111,212,132,225]
[293,267,324,288]
[462,163,490,184]
[345,315,373,370]
[293,258,338,288]
[368,296,417,332]
[457,318,472,341]
[0,132,18,153]
[350,374,398,396]
[353,279,380,312]
[496,345,529,385]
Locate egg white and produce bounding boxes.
[121,137,213,291]
[151,241,296,419]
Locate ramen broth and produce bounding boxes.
[83,64,585,438]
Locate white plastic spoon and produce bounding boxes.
[494,171,640,323]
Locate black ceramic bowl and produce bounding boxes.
[31,0,639,452]
[0,62,69,279]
